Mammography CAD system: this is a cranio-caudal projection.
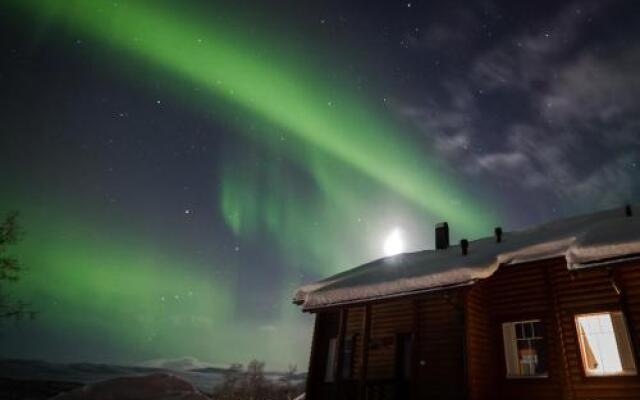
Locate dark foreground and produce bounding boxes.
[0,378,82,400]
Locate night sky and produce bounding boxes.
[1,0,639,370]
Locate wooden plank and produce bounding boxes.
[545,263,574,400]
[304,313,321,400]
[335,308,347,399]
[359,304,371,400]
[410,298,419,400]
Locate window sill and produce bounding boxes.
[584,372,637,378]
[505,374,549,380]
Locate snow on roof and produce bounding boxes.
[294,205,640,310]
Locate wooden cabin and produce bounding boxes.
[294,205,640,400]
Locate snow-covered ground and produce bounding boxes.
[50,373,209,400]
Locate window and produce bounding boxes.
[575,312,637,377]
[395,333,413,381]
[324,337,337,382]
[325,335,357,382]
[502,320,548,378]
[341,335,356,380]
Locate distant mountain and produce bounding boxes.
[0,358,306,394]
[0,359,223,392]
[188,366,229,374]
[137,356,227,371]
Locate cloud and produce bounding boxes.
[568,153,640,209]
[138,357,218,371]
[471,2,603,91]
[403,7,479,51]
[394,1,640,212]
[541,51,640,137]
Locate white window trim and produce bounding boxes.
[502,319,549,379]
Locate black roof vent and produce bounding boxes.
[626,204,633,217]
[435,222,449,250]
[460,239,469,256]
[495,227,503,243]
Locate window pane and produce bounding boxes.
[531,339,548,374]
[523,323,533,339]
[341,336,354,379]
[515,323,524,339]
[533,321,543,338]
[325,338,337,382]
[576,312,637,376]
[395,333,412,381]
[503,320,547,378]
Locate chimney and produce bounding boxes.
[435,222,449,250]
[460,239,469,256]
[494,227,503,243]
[626,204,633,217]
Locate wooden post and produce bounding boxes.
[410,299,420,400]
[304,313,321,400]
[459,290,469,400]
[359,304,371,400]
[544,263,574,400]
[335,308,348,399]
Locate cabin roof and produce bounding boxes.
[294,204,640,310]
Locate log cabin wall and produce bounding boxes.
[466,257,640,400]
[465,283,495,400]
[306,289,466,399]
[413,291,467,400]
[549,258,640,399]
[367,299,413,380]
[306,311,339,400]
[307,258,640,400]
[479,258,565,400]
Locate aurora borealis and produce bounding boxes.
[1,0,640,371]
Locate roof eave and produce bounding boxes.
[299,279,477,312]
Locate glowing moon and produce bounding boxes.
[383,228,405,256]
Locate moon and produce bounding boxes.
[383,228,405,257]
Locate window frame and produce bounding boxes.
[574,310,638,378]
[501,318,550,379]
[324,337,338,383]
[394,332,414,381]
[340,334,357,380]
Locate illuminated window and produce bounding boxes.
[502,320,548,378]
[575,312,637,377]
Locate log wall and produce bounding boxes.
[307,258,640,400]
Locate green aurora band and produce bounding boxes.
[9,0,495,234]
[3,0,499,367]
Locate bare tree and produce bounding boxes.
[0,211,34,320]
[212,361,304,400]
